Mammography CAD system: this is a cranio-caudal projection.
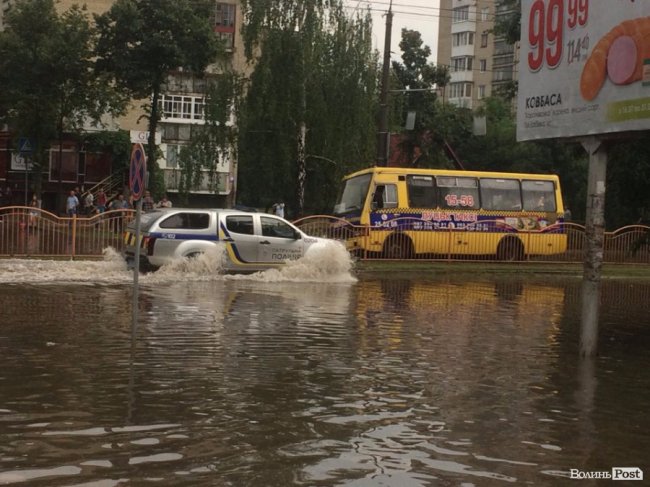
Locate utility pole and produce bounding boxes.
[376,0,393,167]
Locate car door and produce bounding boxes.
[221,214,259,268]
[257,215,305,264]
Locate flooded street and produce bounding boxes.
[0,251,649,486]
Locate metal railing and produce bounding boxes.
[1,208,649,264]
[81,170,125,202]
[292,215,650,264]
[0,206,135,258]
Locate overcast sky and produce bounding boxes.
[343,0,441,63]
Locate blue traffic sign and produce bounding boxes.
[129,143,147,200]
[18,137,34,154]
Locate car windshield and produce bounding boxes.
[333,173,371,216]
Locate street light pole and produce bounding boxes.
[377,0,393,167]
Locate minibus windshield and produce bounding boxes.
[333,174,371,216]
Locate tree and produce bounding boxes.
[177,71,243,206]
[390,29,450,166]
[493,0,521,45]
[0,0,126,203]
[94,0,222,195]
[238,0,378,215]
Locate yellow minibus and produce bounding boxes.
[332,167,567,260]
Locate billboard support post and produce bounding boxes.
[517,1,650,357]
[579,136,608,357]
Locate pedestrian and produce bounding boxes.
[109,194,129,233]
[109,194,129,211]
[272,202,285,218]
[563,207,572,221]
[66,190,79,217]
[96,189,107,213]
[29,193,41,227]
[142,190,155,211]
[75,187,84,214]
[84,191,94,215]
[156,195,172,208]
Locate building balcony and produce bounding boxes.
[448,97,473,109]
[163,168,231,195]
[450,70,474,83]
[451,20,477,34]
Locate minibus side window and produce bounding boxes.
[407,175,436,208]
[480,178,522,211]
[522,180,556,211]
[436,176,480,209]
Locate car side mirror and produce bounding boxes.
[294,230,302,240]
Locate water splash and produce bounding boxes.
[230,240,356,283]
[0,241,356,285]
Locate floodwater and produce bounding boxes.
[0,246,649,486]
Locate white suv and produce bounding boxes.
[123,208,330,272]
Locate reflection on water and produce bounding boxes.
[0,255,649,485]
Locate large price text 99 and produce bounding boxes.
[527,0,589,72]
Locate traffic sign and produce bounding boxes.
[18,137,34,154]
[129,143,147,201]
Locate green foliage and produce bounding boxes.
[95,0,220,97]
[177,72,243,200]
[237,0,378,214]
[607,140,650,227]
[0,0,127,193]
[389,29,451,166]
[492,0,521,45]
[95,0,222,190]
[82,130,131,170]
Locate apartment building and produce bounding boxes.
[437,0,519,109]
[0,0,246,208]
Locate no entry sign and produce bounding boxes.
[129,143,147,200]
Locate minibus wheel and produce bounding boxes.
[382,234,414,259]
[496,237,524,261]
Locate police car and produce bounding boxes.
[123,208,331,272]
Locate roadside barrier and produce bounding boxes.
[0,206,135,258]
[293,215,650,264]
[1,207,649,264]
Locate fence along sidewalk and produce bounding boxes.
[291,215,650,264]
[1,208,650,264]
[0,206,135,258]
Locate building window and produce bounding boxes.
[481,7,490,21]
[49,143,78,183]
[493,66,514,82]
[449,82,473,99]
[478,85,486,99]
[452,31,474,47]
[84,152,112,183]
[452,6,469,23]
[452,56,473,72]
[481,31,489,48]
[159,94,205,122]
[213,2,235,49]
[214,2,235,27]
[166,144,179,168]
[480,59,487,72]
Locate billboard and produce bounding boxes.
[517,0,650,141]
